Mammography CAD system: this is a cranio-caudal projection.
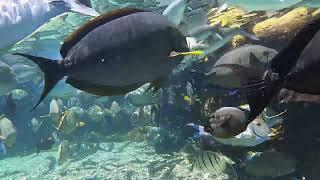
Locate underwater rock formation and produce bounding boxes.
[0,142,230,179]
[253,7,320,41]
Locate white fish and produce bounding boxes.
[162,0,189,26]
[214,118,272,147]
[125,83,161,107]
[217,0,303,13]
[0,0,99,49]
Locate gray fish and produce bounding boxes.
[162,0,189,26]
[186,24,221,43]
[245,151,296,177]
[0,0,99,49]
[0,61,18,96]
[212,16,320,137]
[210,107,247,138]
[194,150,236,177]
[13,8,189,110]
[125,85,161,107]
[205,45,278,89]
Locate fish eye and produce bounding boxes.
[256,122,261,126]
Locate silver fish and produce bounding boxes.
[204,28,259,56]
[162,0,189,26]
[0,0,99,49]
[245,151,296,177]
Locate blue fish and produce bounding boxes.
[185,123,208,139]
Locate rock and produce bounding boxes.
[0,116,16,147]
[0,142,231,179]
[253,7,320,41]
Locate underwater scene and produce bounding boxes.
[1,0,320,179]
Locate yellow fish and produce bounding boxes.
[184,95,192,105]
[169,50,204,57]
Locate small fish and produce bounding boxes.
[185,25,221,43]
[162,0,189,26]
[31,118,41,133]
[36,134,56,154]
[183,123,210,139]
[203,28,259,56]
[210,107,247,138]
[217,0,303,13]
[212,15,320,136]
[0,61,18,96]
[214,117,272,146]
[245,151,296,177]
[183,95,192,104]
[14,8,190,110]
[125,84,161,107]
[0,0,99,49]
[194,150,236,177]
[56,107,86,135]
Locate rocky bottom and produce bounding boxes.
[0,142,229,180]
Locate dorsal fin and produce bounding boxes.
[249,52,264,68]
[60,8,146,58]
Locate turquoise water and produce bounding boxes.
[0,0,320,179]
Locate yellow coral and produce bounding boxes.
[208,6,259,28]
[253,7,310,39]
[231,35,246,48]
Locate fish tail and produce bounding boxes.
[13,53,64,111]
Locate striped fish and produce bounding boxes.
[194,151,236,177]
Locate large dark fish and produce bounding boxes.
[14,8,189,110]
[211,16,320,137]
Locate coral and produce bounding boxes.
[253,7,320,41]
[208,6,263,28]
[127,127,149,142]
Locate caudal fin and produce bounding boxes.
[13,53,64,111]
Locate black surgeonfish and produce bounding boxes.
[210,16,320,137]
[13,8,189,110]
